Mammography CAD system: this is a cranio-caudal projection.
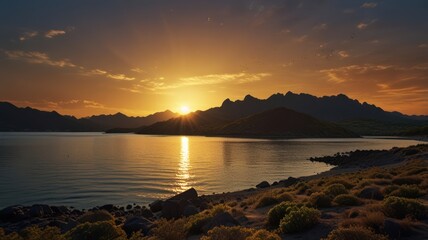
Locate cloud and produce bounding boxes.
[361,2,378,9]
[45,29,66,38]
[337,51,349,58]
[107,73,135,81]
[145,72,271,90]
[313,23,328,31]
[356,19,376,30]
[3,50,76,68]
[19,31,38,41]
[320,64,392,83]
[131,67,145,73]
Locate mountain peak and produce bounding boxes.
[113,112,127,117]
[243,94,258,101]
[221,98,233,107]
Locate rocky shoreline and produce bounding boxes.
[1,144,427,239]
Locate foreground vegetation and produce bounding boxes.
[1,145,427,240]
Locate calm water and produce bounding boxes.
[0,133,423,209]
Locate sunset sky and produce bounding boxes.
[1,0,427,117]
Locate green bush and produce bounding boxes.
[77,210,114,223]
[279,206,320,233]
[383,185,399,195]
[186,211,213,234]
[267,202,298,228]
[323,225,388,240]
[247,229,281,240]
[255,196,279,208]
[383,196,426,219]
[200,226,254,240]
[388,185,424,198]
[392,177,422,185]
[200,226,281,240]
[333,194,361,206]
[0,226,65,240]
[66,221,126,240]
[324,184,348,197]
[150,218,187,240]
[370,172,392,179]
[309,192,332,208]
[326,179,355,189]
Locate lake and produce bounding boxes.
[0,133,423,209]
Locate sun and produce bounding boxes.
[179,106,191,115]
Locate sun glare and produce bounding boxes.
[180,106,190,115]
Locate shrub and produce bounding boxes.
[309,192,332,208]
[186,211,213,234]
[247,229,281,240]
[323,226,388,240]
[200,226,254,240]
[255,192,293,208]
[382,185,399,195]
[295,182,310,194]
[279,207,320,233]
[326,179,355,189]
[20,226,65,240]
[370,172,392,179]
[392,177,423,185]
[200,227,281,240]
[77,210,114,223]
[383,196,426,219]
[333,194,361,206]
[0,226,65,240]
[388,185,423,198]
[324,184,348,197]
[404,167,428,176]
[66,221,126,240]
[255,196,279,208]
[267,202,298,228]
[150,218,187,240]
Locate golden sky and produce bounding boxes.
[0,0,427,117]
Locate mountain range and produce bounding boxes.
[1,92,427,135]
[0,102,178,132]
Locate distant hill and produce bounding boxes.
[213,108,359,138]
[85,110,179,129]
[0,102,99,131]
[138,107,359,138]
[337,119,428,136]
[0,102,177,132]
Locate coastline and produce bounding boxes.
[1,144,427,239]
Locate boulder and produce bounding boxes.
[279,177,299,187]
[30,204,53,218]
[202,212,239,232]
[149,200,163,213]
[161,200,182,219]
[0,205,27,222]
[123,216,152,236]
[256,181,270,189]
[183,204,199,217]
[358,187,384,200]
[99,204,115,211]
[51,206,70,215]
[126,204,132,210]
[168,188,198,201]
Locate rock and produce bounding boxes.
[149,200,164,213]
[30,204,53,218]
[0,205,27,222]
[51,206,70,215]
[183,204,199,217]
[202,212,239,232]
[126,204,132,210]
[161,200,182,219]
[168,188,198,201]
[256,181,270,189]
[272,181,279,186]
[357,187,384,200]
[279,177,299,187]
[49,220,69,233]
[123,216,152,236]
[384,219,402,239]
[140,208,154,219]
[99,204,115,211]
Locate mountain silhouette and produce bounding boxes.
[85,110,178,129]
[137,107,359,138]
[0,102,177,132]
[135,92,427,136]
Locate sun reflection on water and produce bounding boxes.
[174,136,193,193]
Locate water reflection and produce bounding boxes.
[174,136,192,192]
